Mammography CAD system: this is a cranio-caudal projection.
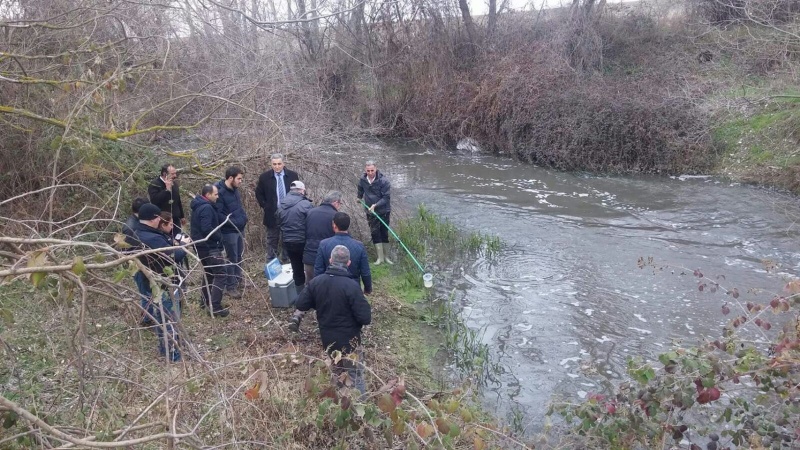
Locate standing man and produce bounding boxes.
[302,191,342,283]
[294,245,372,394]
[357,160,392,265]
[255,153,299,262]
[190,184,230,317]
[290,211,371,332]
[148,164,185,235]
[215,166,248,298]
[134,203,184,362]
[276,180,313,290]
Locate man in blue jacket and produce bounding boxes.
[289,211,372,332]
[294,245,371,394]
[215,166,248,298]
[134,203,184,362]
[190,184,229,317]
[357,160,392,265]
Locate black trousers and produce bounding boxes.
[197,247,226,310]
[367,211,390,244]
[283,241,306,287]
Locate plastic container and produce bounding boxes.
[268,264,297,308]
[423,273,433,288]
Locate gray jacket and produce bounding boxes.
[276,192,313,243]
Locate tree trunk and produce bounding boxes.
[488,0,497,38]
[457,0,478,54]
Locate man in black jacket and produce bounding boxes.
[357,160,392,265]
[295,245,372,394]
[148,164,185,234]
[190,184,229,317]
[255,153,299,262]
[215,166,248,298]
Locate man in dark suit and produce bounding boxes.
[255,153,299,262]
[148,164,185,235]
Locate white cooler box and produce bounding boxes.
[268,264,297,308]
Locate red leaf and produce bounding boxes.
[708,387,721,401]
[721,304,730,315]
[244,382,261,400]
[605,402,617,414]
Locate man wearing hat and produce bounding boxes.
[134,203,185,361]
[276,180,313,290]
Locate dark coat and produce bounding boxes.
[303,202,337,265]
[295,265,372,354]
[214,180,248,235]
[255,169,299,228]
[190,195,223,250]
[276,192,313,243]
[148,176,184,221]
[119,215,140,250]
[314,233,372,293]
[134,224,177,276]
[357,170,391,214]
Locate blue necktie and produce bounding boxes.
[277,172,285,204]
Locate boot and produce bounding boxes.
[383,243,394,265]
[288,311,303,332]
[374,243,385,265]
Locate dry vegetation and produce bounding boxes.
[3,0,800,447]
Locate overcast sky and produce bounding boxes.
[468,0,639,15]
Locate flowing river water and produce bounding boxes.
[346,140,800,430]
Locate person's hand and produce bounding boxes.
[181,218,187,226]
[368,204,376,213]
[181,236,192,245]
[364,289,371,295]
[165,178,173,190]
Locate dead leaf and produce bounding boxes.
[244,381,261,400]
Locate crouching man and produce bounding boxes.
[294,245,371,394]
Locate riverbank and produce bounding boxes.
[0,206,528,448]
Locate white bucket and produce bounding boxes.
[423,273,433,288]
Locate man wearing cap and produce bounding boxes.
[294,245,372,394]
[357,160,392,265]
[276,180,313,290]
[255,153,299,262]
[303,191,342,283]
[134,203,185,362]
[215,166,248,298]
[148,164,185,235]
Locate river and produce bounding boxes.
[351,140,800,431]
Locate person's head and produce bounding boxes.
[131,197,148,216]
[289,180,305,194]
[137,203,162,228]
[330,245,351,267]
[160,164,177,181]
[332,212,350,232]
[158,211,174,234]
[201,184,219,203]
[365,160,377,178]
[323,190,342,209]
[224,166,244,189]
[270,153,285,173]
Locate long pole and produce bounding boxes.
[358,200,426,274]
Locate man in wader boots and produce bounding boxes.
[357,160,392,265]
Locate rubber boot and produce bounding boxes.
[383,243,394,265]
[374,243,385,265]
[288,310,304,332]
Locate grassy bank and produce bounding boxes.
[0,206,524,449]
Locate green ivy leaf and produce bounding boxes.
[71,256,86,277]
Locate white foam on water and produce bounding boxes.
[595,336,612,343]
[560,357,581,366]
[567,373,579,378]
[634,314,647,323]
[628,327,652,335]
[515,323,533,331]
[577,391,588,399]
[585,309,594,316]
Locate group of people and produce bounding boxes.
[121,155,394,390]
